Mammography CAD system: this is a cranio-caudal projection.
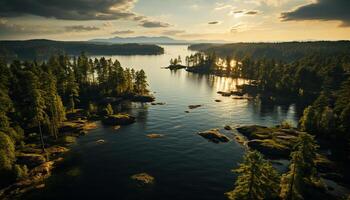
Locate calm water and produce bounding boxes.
[27,45,299,200]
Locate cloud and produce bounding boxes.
[112,30,135,34]
[162,30,186,36]
[230,23,243,33]
[0,18,63,37]
[139,20,171,28]
[245,10,259,15]
[208,21,220,25]
[65,25,100,32]
[0,0,138,20]
[281,0,350,26]
[233,10,244,14]
[214,3,234,11]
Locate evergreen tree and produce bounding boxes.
[135,70,148,95]
[280,133,319,200]
[226,151,280,200]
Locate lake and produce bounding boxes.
[26,45,299,200]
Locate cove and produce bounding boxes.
[25,45,299,200]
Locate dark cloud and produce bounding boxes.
[0,0,138,20]
[139,20,170,28]
[233,10,244,14]
[65,25,100,32]
[0,19,63,38]
[281,0,350,26]
[208,21,220,25]
[245,10,259,15]
[162,30,185,35]
[112,30,135,34]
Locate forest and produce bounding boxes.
[0,39,164,60]
[178,45,350,146]
[189,41,350,62]
[0,52,151,191]
[167,44,350,199]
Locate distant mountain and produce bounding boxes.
[89,36,228,44]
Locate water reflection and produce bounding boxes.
[27,45,300,200]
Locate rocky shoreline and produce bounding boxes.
[233,125,349,198]
[0,108,139,199]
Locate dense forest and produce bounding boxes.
[181,46,350,141]
[178,42,350,199]
[0,39,164,60]
[0,53,151,190]
[189,41,350,62]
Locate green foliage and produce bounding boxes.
[14,164,28,181]
[0,131,16,172]
[104,104,114,116]
[226,151,280,200]
[134,70,148,95]
[280,133,319,200]
[281,120,293,129]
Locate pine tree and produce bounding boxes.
[226,151,280,200]
[135,70,148,95]
[66,69,79,112]
[280,133,319,200]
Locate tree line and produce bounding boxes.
[0,52,149,187]
[181,51,350,148]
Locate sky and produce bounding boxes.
[0,0,349,42]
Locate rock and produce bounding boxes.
[82,122,98,130]
[185,111,190,113]
[215,99,222,102]
[233,96,253,100]
[114,125,121,130]
[166,64,187,70]
[16,153,46,168]
[224,125,232,130]
[79,130,88,136]
[151,102,166,105]
[147,134,164,139]
[198,129,230,143]
[247,139,290,158]
[102,114,136,125]
[231,91,245,96]
[35,184,45,189]
[217,91,231,96]
[236,125,269,140]
[46,146,69,155]
[96,139,106,144]
[234,135,246,145]
[131,173,155,186]
[188,105,202,109]
[132,95,155,102]
[221,92,232,97]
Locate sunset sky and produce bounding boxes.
[0,0,349,41]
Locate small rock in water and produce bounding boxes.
[198,129,230,143]
[35,184,45,189]
[218,91,231,96]
[188,105,202,109]
[131,173,155,186]
[215,99,222,102]
[114,125,121,130]
[224,125,232,130]
[147,134,164,139]
[185,111,190,113]
[96,139,105,144]
[151,102,166,105]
